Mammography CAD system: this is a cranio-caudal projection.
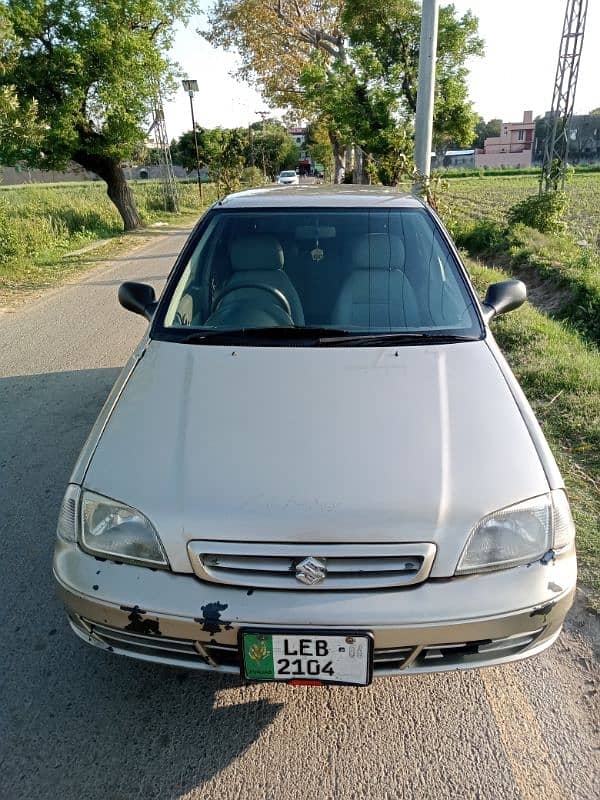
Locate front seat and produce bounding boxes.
[223,234,305,325]
[332,233,419,329]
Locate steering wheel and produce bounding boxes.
[212,283,293,319]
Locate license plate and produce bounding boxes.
[240,630,373,686]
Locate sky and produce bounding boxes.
[163,0,600,139]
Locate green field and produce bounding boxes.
[444,172,600,244]
[0,180,219,304]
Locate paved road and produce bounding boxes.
[1,229,598,800]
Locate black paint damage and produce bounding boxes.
[529,601,556,618]
[195,602,233,635]
[121,605,162,636]
[540,549,556,565]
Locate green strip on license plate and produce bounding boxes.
[243,633,275,680]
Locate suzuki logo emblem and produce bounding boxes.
[295,556,327,585]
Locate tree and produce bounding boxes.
[0,13,43,167]
[251,121,299,179]
[203,127,248,192]
[305,120,334,180]
[204,1,483,182]
[590,107,600,116]
[203,0,348,179]
[341,0,483,153]
[171,126,210,172]
[0,1,197,230]
[202,1,344,111]
[472,117,501,149]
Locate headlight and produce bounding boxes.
[456,490,574,575]
[79,490,169,568]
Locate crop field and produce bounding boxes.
[444,173,600,244]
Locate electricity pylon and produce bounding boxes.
[539,0,588,193]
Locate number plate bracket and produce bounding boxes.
[239,628,374,687]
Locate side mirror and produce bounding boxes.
[482,280,527,322]
[118,282,157,321]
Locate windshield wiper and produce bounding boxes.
[179,328,479,347]
[180,326,354,345]
[316,332,480,347]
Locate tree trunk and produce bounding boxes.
[329,131,345,183]
[345,144,354,182]
[72,151,143,231]
[352,145,369,184]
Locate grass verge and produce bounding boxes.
[450,219,600,346]
[466,256,600,609]
[0,180,220,306]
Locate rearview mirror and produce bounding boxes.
[482,280,526,322]
[118,282,157,321]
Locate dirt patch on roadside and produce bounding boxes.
[565,587,600,659]
[511,263,574,315]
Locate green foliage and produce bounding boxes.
[171,121,300,185]
[172,126,249,190]
[240,166,267,186]
[170,127,209,172]
[204,0,484,180]
[450,218,508,256]
[472,116,501,149]
[203,128,248,192]
[305,121,334,180]
[1,0,197,169]
[507,191,569,234]
[0,0,198,227]
[251,122,300,179]
[341,0,483,152]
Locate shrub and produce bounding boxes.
[451,218,509,255]
[240,166,267,186]
[507,191,569,234]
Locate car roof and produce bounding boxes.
[215,184,424,209]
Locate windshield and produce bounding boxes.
[279,171,296,177]
[159,208,482,342]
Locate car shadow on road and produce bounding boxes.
[0,368,283,800]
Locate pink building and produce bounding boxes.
[475,111,535,168]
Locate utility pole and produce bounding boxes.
[182,79,204,204]
[255,111,269,178]
[413,0,439,194]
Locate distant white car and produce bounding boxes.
[277,170,299,185]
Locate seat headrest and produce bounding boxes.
[351,233,405,270]
[230,234,284,272]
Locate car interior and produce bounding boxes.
[163,209,475,332]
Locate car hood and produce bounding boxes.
[84,339,549,575]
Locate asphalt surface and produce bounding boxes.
[1,228,598,800]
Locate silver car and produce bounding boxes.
[54,186,576,686]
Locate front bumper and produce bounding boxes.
[54,539,576,677]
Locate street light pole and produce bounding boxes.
[413,0,439,194]
[182,79,203,204]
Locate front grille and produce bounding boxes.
[73,618,544,675]
[187,541,436,590]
